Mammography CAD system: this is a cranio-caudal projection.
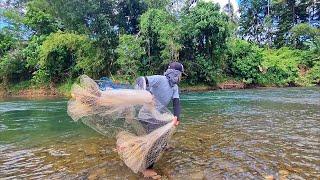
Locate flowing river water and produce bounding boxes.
[0,87,319,179]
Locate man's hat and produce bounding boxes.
[168,62,187,76]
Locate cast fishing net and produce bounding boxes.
[67,75,175,173]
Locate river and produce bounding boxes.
[0,87,319,179]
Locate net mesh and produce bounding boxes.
[67,75,175,173]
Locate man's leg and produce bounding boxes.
[142,164,156,177]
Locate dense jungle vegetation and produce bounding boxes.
[0,0,319,93]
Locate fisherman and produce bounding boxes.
[135,62,186,178]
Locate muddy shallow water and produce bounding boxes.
[0,87,319,179]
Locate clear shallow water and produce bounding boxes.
[0,87,319,179]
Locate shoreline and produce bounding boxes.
[0,87,66,99]
[1,84,318,99]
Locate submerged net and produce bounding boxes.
[67,75,175,173]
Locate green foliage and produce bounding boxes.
[7,80,33,93]
[290,23,320,50]
[22,35,47,70]
[115,34,145,80]
[272,0,314,48]
[260,47,301,86]
[1,7,28,40]
[24,0,60,35]
[115,0,147,34]
[239,0,315,48]
[296,61,320,86]
[0,50,28,85]
[48,0,118,75]
[298,49,319,68]
[0,32,17,57]
[180,1,230,84]
[159,22,182,64]
[226,39,316,87]
[36,32,98,83]
[144,0,169,9]
[227,39,263,84]
[307,61,320,85]
[308,36,320,55]
[185,55,223,85]
[239,0,268,44]
[181,2,230,60]
[31,69,50,84]
[0,0,318,90]
[57,78,74,97]
[139,8,181,73]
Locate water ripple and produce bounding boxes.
[0,88,319,179]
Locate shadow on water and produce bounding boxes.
[0,87,319,179]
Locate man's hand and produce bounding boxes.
[173,116,179,126]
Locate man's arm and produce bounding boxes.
[172,84,181,122]
[173,98,181,121]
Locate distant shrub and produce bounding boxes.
[226,39,318,87]
[226,39,264,85]
[35,32,98,84]
[307,61,320,85]
[0,50,28,85]
[23,35,47,71]
[297,61,320,86]
[260,47,301,86]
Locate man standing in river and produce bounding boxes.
[135,62,185,178]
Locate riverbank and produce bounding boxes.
[0,79,246,98]
[0,80,318,98]
[0,81,71,98]
[180,80,245,92]
[0,87,63,98]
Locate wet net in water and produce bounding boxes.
[67,75,175,173]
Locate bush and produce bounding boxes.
[226,39,264,85]
[307,61,320,85]
[23,35,47,71]
[260,47,301,86]
[0,50,28,85]
[297,61,320,86]
[183,55,223,85]
[35,32,98,83]
[225,40,315,87]
[0,32,17,57]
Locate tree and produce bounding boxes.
[24,0,61,35]
[238,0,316,48]
[226,38,264,84]
[239,0,269,45]
[22,35,47,72]
[0,31,17,57]
[1,7,27,40]
[115,0,147,34]
[139,8,180,74]
[272,0,312,48]
[159,23,182,64]
[290,23,320,50]
[47,0,118,75]
[144,0,170,9]
[115,34,145,80]
[180,1,230,84]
